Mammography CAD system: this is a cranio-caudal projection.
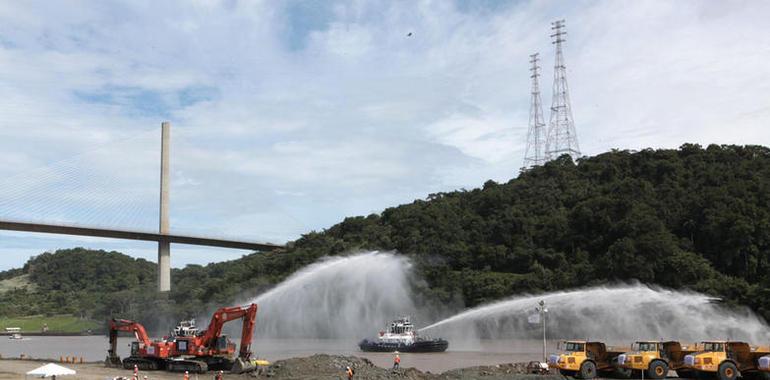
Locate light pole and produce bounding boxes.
[537,300,548,362]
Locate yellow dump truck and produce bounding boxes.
[618,341,699,379]
[683,341,770,380]
[548,340,631,379]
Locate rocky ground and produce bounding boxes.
[1,355,565,380]
[247,354,564,380]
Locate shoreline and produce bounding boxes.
[1,331,101,336]
[0,355,552,380]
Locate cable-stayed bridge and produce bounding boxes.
[0,122,283,291]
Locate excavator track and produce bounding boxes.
[122,357,163,370]
[201,356,235,371]
[167,360,208,374]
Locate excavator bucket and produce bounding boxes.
[231,358,257,374]
[105,355,122,367]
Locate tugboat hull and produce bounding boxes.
[358,339,449,353]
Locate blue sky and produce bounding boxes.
[0,0,769,270]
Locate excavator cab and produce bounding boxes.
[130,342,140,357]
[215,335,230,352]
[176,339,189,353]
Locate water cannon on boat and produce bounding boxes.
[359,316,448,353]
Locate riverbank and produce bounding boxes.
[0,315,100,334]
[0,356,560,380]
[1,336,549,373]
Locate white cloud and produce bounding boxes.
[427,113,520,163]
[309,22,373,58]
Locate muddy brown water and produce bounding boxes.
[0,336,553,372]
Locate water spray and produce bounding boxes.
[245,251,418,338]
[420,284,770,343]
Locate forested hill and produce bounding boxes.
[1,144,769,328]
[302,143,770,315]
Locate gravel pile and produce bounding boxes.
[247,354,566,380]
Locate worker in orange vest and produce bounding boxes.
[133,364,139,380]
[393,353,401,369]
[183,370,190,380]
[215,370,224,380]
[346,366,354,379]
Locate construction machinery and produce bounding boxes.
[618,341,699,379]
[548,340,631,379]
[106,303,258,374]
[683,341,770,380]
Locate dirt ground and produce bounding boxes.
[0,360,188,380]
[248,354,561,379]
[0,356,564,380]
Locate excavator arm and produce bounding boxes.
[200,303,258,359]
[110,318,154,346]
[239,304,258,359]
[106,318,154,365]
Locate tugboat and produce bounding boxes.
[172,319,199,337]
[358,317,448,353]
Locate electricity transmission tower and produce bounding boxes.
[522,53,547,171]
[545,20,581,161]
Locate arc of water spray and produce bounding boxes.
[245,251,418,339]
[420,283,769,342]
[238,252,769,343]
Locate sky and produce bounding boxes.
[0,0,768,270]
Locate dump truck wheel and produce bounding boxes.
[676,369,695,379]
[580,361,597,379]
[718,362,738,380]
[648,360,669,379]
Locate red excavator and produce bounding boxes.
[106,303,258,373]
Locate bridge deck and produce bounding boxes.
[0,220,282,251]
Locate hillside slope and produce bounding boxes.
[296,144,770,315]
[1,144,768,327]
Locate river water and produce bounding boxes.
[0,336,548,372]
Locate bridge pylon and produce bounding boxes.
[158,121,171,292]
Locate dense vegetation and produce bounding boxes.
[0,248,156,321]
[1,144,769,331]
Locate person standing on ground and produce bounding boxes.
[346,366,354,379]
[214,370,223,380]
[183,370,190,380]
[393,353,401,369]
